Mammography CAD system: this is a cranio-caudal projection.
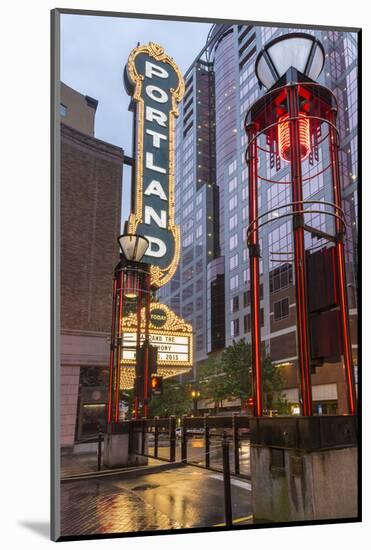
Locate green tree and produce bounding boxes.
[197,356,230,411]
[198,340,286,412]
[148,379,193,418]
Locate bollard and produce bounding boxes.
[128,420,133,455]
[154,416,159,458]
[181,415,187,463]
[169,416,176,462]
[204,414,210,468]
[222,431,232,527]
[232,413,240,476]
[97,427,103,472]
[141,419,146,456]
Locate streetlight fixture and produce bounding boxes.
[107,232,152,424]
[118,233,149,262]
[255,33,325,90]
[117,233,149,299]
[191,389,201,416]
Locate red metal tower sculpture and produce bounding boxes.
[245,33,356,416]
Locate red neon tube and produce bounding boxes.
[107,277,117,423]
[328,109,356,415]
[143,269,151,418]
[114,270,124,422]
[247,121,262,417]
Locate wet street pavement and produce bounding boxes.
[61,464,252,537]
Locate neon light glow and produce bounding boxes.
[278,113,311,162]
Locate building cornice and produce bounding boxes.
[61,122,124,164]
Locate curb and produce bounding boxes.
[61,460,186,483]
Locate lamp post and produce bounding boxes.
[107,233,151,425]
[191,390,200,416]
[245,33,356,416]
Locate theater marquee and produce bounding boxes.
[120,302,193,390]
[124,42,185,288]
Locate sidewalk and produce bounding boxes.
[61,449,169,479]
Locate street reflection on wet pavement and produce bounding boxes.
[61,464,252,536]
[61,478,181,536]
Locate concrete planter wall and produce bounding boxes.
[249,416,358,522]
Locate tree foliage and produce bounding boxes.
[148,379,193,418]
[198,340,286,411]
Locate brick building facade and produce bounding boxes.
[60,84,123,448]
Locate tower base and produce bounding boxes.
[249,416,358,522]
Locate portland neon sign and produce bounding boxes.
[124,42,185,288]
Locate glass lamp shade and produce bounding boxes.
[118,233,149,262]
[255,33,325,89]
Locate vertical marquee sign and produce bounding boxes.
[124,43,185,288]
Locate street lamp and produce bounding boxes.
[191,390,200,416]
[107,232,151,424]
[118,233,149,262]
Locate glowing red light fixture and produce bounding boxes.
[278,112,311,162]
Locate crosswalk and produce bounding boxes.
[208,473,252,491]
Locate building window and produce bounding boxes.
[229,234,238,250]
[273,298,289,321]
[229,177,237,192]
[196,277,203,293]
[230,274,239,291]
[231,318,240,337]
[231,295,239,313]
[60,103,68,117]
[243,284,263,307]
[229,253,238,270]
[269,264,293,293]
[244,308,264,332]
[229,195,238,211]
[228,159,237,175]
[229,213,238,230]
[244,314,250,333]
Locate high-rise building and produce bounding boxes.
[158,56,221,377]
[159,24,358,414]
[60,82,124,447]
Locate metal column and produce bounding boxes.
[287,85,313,416]
[328,109,356,415]
[247,121,263,417]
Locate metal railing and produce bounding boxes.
[130,413,250,478]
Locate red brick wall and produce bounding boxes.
[60,124,123,333]
[60,124,123,446]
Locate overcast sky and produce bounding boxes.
[61,13,212,222]
[61,14,211,151]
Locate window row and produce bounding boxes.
[231,308,265,338]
